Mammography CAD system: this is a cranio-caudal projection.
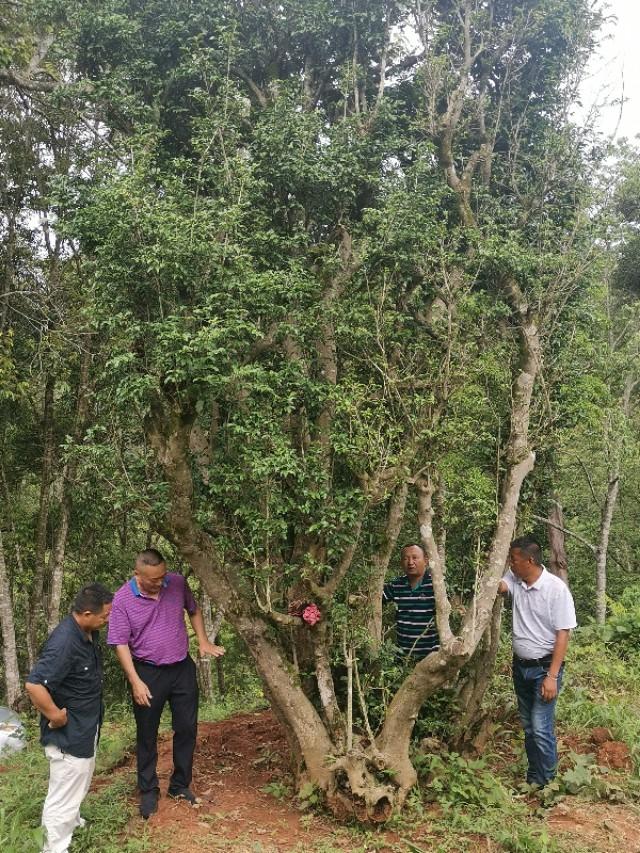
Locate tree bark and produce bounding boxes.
[453,596,503,751]
[196,591,225,701]
[547,498,569,584]
[47,348,93,632]
[595,474,620,625]
[0,526,21,707]
[28,373,56,657]
[366,481,409,650]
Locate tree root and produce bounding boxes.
[326,751,401,823]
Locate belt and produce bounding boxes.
[132,656,187,667]
[513,654,553,668]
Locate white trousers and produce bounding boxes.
[42,745,95,853]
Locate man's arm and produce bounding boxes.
[24,683,68,729]
[114,644,153,707]
[540,629,570,701]
[188,608,225,658]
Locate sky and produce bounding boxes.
[581,0,640,140]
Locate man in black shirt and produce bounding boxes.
[26,583,112,853]
[383,544,439,660]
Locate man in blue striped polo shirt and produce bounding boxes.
[383,544,439,660]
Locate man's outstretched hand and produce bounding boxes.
[199,641,225,658]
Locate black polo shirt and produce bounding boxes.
[26,615,105,758]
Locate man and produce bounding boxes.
[499,535,577,787]
[26,583,113,853]
[383,543,439,660]
[107,548,224,818]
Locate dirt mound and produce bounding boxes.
[596,740,633,771]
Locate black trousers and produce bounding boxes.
[132,655,198,794]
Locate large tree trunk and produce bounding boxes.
[453,596,503,752]
[147,289,540,818]
[0,526,21,707]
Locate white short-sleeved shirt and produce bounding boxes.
[502,567,577,659]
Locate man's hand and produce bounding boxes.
[132,677,153,707]
[47,707,68,729]
[198,640,225,658]
[540,675,559,702]
[498,580,508,595]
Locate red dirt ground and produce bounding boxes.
[106,711,640,853]
[119,710,365,852]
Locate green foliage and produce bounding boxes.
[418,752,511,812]
[0,806,44,853]
[261,780,292,800]
[599,586,640,658]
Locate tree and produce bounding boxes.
[3,0,604,818]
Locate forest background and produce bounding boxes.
[1,1,640,851]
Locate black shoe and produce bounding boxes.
[139,787,159,819]
[168,786,200,805]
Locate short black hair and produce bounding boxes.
[510,536,542,566]
[401,543,425,556]
[72,583,113,614]
[136,548,165,566]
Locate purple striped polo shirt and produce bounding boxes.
[107,573,198,665]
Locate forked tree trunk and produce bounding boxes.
[147,288,539,820]
[453,596,503,751]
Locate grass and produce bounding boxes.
[0,690,265,853]
[557,640,640,770]
[0,709,149,853]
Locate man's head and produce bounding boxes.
[72,583,113,631]
[401,543,428,581]
[509,536,542,581]
[134,548,167,596]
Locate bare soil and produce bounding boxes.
[548,801,640,852]
[103,710,640,853]
[117,710,361,852]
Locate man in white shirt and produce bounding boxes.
[498,536,577,786]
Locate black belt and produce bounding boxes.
[133,656,186,667]
[514,654,553,668]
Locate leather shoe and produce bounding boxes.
[139,787,159,819]
[168,786,200,805]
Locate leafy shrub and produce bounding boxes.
[417,752,511,812]
[594,585,640,659]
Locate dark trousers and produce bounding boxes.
[132,656,198,794]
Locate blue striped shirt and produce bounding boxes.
[383,574,439,658]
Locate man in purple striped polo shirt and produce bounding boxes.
[108,548,224,819]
